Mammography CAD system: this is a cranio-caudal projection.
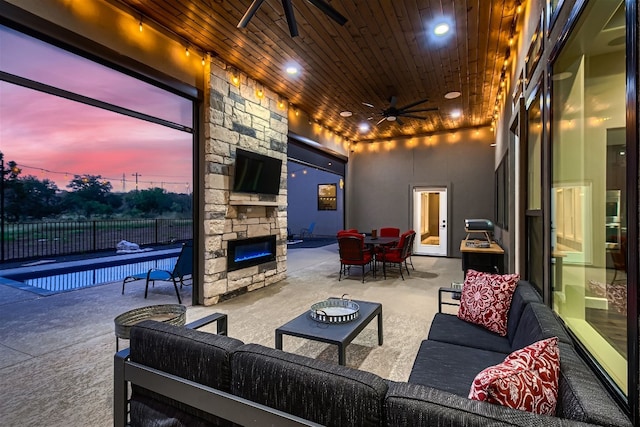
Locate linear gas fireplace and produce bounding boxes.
[227,235,277,272]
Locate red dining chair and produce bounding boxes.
[379,227,400,238]
[375,227,401,256]
[405,229,416,271]
[337,229,359,236]
[337,230,362,275]
[338,234,373,282]
[377,231,413,280]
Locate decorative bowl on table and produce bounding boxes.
[310,295,359,324]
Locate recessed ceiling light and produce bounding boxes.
[284,60,301,76]
[434,23,450,36]
[340,111,353,117]
[445,91,461,99]
[450,109,462,118]
[358,123,371,133]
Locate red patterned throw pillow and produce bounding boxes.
[469,337,560,415]
[457,269,520,336]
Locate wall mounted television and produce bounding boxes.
[232,148,282,195]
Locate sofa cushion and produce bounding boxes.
[510,303,572,350]
[469,337,560,415]
[458,269,520,336]
[428,313,513,354]
[231,343,387,426]
[506,281,543,339]
[385,381,576,426]
[408,340,506,397]
[429,281,542,354]
[129,320,244,426]
[556,343,632,426]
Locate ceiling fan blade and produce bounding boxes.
[282,0,299,37]
[396,117,404,126]
[400,114,427,120]
[376,117,387,125]
[402,107,439,114]
[237,0,268,28]
[305,0,348,25]
[362,102,375,108]
[397,98,429,111]
[389,96,398,108]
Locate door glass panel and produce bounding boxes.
[413,188,447,256]
[526,88,544,291]
[527,91,542,210]
[551,0,627,394]
[527,215,543,292]
[423,192,440,245]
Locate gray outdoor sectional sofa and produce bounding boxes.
[114,281,632,426]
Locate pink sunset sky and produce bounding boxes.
[0,24,193,194]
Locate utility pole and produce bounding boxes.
[122,173,126,192]
[131,172,141,191]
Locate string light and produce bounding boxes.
[230,68,240,86]
[185,46,190,57]
[139,18,143,32]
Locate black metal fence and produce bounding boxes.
[1,219,193,262]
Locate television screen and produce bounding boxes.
[233,148,282,195]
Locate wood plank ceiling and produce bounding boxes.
[118,0,521,142]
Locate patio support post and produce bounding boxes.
[1,152,5,262]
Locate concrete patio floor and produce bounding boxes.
[0,244,464,426]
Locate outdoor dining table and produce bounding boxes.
[362,236,399,278]
[363,236,399,246]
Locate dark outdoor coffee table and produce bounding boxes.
[275,300,383,365]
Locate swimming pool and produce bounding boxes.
[0,250,180,295]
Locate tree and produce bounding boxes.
[2,167,61,221]
[125,187,172,215]
[64,174,116,217]
[67,174,112,199]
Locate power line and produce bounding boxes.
[11,163,190,187]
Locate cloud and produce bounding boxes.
[1,83,192,193]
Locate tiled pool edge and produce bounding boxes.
[0,276,54,296]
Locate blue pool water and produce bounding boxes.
[1,254,179,295]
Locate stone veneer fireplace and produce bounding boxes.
[200,58,288,306]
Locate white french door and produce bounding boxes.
[413,187,448,256]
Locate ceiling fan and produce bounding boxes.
[237,0,348,37]
[363,96,438,126]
